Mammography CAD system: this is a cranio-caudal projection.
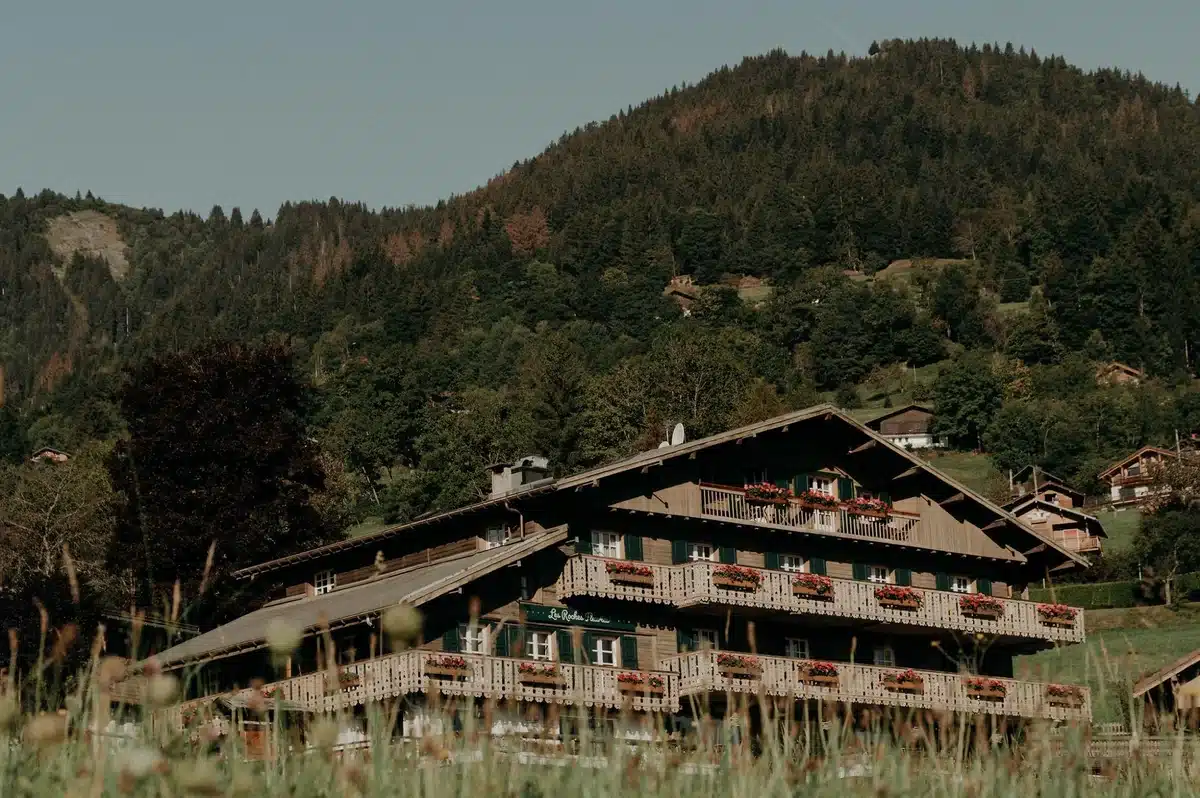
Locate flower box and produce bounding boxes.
[845,497,891,518]
[874,585,923,610]
[882,669,924,694]
[744,482,792,504]
[1036,604,1078,628]
[958,594,1005,620]
[712,565,762,592]
[1045,684,1084,707]
[605,561,656,587]
[327,671,361,693]
[617,672,666,695]
[426,655,471,680]
[518,663,565,687]
[796,490,841,511]
[792,574,834,600]
[803,661,839,687]
[963,678,1007,701]
[716,653,762,679]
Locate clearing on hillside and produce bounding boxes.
[45,210,129,281]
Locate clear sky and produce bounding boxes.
[2,0,1196,217]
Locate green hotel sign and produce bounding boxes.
[520,604,636,632]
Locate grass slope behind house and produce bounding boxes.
[1016,604,1200,723]
[1091,508,1141,554]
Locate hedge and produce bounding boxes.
[1030,571,1200,609]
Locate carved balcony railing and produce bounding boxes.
[661,651,1090,722]
[557,555,1085,644]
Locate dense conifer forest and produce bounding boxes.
[1,39,1199,626]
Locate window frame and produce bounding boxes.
[593,530,623,558]
[950,575,973,594]
[785,637,810,659]
[526,630,554,661]
[313,570,337,595]
[867,565,890,584]
[484,525,511,549]
[592,635,619,667]
[694,629,718,651]
[462,624,487,655]
[689,543,716,562]
[780,555,807,573]
[872,645,897,667]
[810,475,835,496]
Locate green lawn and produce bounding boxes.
[1092,508,1141,554]
[345,516,393,539]
[919,450,1005,498]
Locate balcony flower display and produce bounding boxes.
[616,671,666,694]
[605,560,655,586]
[806,661,839,677]
[844,496,891,518]
[712,564,763,591]
[744,482,792,504]
[1045,683,1085,706]
[337,670,361,691]
[792,573,834,599]
[873,585,923,610]
[426,654,471,680]
[716,653,762,678]
[517,662,564,686]
[1036,603,1078,627]
[797,490,841,510]
[958,593,1005,619]
[881,668,924,694]
[802,660,839,686]
[963,677,1007,700]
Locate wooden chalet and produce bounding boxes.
[30,446,70,463]
[864,404,943,450]
[1004,468,1101,553]
[1134,650,1200,732]
[1096,362,1144,386]
[1098,446,1177,508]
[155,405,1092,747]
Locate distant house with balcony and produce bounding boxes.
[1099,446,1178,509]
[1008,466,1084,509]
[146,405,1092,751]
[1096,362,1145,386]
[864,404,944,449]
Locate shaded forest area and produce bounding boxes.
[0,39,1199,628]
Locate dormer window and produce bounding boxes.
[1044,492,1058,505]
[485,525,511,549]
[314,570,336,595]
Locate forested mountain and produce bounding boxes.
[2,38,1200,533]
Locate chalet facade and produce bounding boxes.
[1004,468,1103,554]
[155,406,1091,747]
[1096,362,1144,386]
[1099,446,1177,508]
[865,405,943,450]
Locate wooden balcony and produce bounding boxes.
[662,651,1091,722]
[698,484,923,545]
[557,555,1085,645]
[173,652,680,721]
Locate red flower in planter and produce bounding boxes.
[845,497,891,515]
[884,668,922,683]
[805,661,839,677]
[963,677,1007,695]
[958,594,1005,616]
[712,565,763,584]
[605,561,654,577]
[793,574,834,594]
[1036,603,1078,621]
[716,653,760,670]
[1046,683,1083,698]
[745,482,792,501]
[797,490,841,509]
[617,671,664,687]
[873,585,923,607]
[518,662,558,676]
[428,655,468,669]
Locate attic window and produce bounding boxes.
[313,570,336,595]
[485,526,511,549]
[1045,492,1058,505]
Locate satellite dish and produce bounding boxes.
[671,423,686,446]
[657,441,670,449]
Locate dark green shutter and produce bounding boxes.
[879,491,892,505]
[852,562,868,581]
[797,474,811,492]
[774,477,790,489]
[765,552,781,570]
[620,635,639,669]
[935,572,951,591]
[581,632,595,663]
[977,579,993,596]
[671,540,689,564]
[493,625,510,657]
[442,626,461,653]
[837,477,854,500]
[719,547,737,564]
[809,557,827,576]
[676,629,695,653]
[894,569,912,587]
[576,529,594,556]
[624,534,644,561]
[556,629,574,663]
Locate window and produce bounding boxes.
[462,625,486,654]
[694,629,718,650]
[780,555,807,573]
[873,645,896,667]
[868,566,890,584]
[950,576,972,594]
[810,476,835,496]
[1044,492,1058,506]
[527,631,553,661]
[689,543,716,562]
[485,526,510,549]
[593,636,619,666]
[313,570,336,595]
[593,531,622,558]
[785,638,810,659]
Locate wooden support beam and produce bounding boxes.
[1049,560,1078,573]
[982,519,1007,531]
[938,492,965,506]
[894,466,922,480]
[849,440,877,454]
[1023,543,1047,556]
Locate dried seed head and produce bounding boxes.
[24,713,67,747]
[175,758,223,796]
[145,674,179,707]
[309,717,339,749]
[96,656,128,688]
[382,603,422,647]
[265,619,303,655]
[117,746,164,780]
[0,696,19,733]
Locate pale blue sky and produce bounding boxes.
[2,1,1196,217]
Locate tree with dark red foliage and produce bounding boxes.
[108,341,341,626]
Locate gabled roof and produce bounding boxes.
[1098,446,1178,480]
[1004,498,1107,538]
[1011,465,1069,486]
[1098,362,1145,379]
[864,404,934,430]
[234,404,1090,580]
[154,527,568,668]
[1134,649,1200,698]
